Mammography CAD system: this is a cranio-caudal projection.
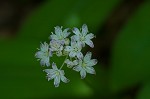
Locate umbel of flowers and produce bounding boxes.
[35,24,98,87]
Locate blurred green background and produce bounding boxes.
[0,0,150,99]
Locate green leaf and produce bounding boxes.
[85,66,111,98]
[0,0,121,98]
[0,40,94,99]
[110,1,150,92]
[18,0,120,41]
[136,82,150,99]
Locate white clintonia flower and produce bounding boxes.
[50,26,70,45]
[65,37,83,59]
[65,59,78,68]
[35,24,98,87]
[44,62,70,87]
[50,40,63,56]
[72,24,95,48]
[73,52,97,79]
[35,42,52,66]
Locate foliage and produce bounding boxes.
[0,0,150,99]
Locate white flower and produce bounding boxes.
[35,42,52,66]
[50,26,70,45]
[65,59,78,68]
[65,37,83,59]
[50,40,63,56]
[72,24,95,48]
[44,62,70,87]
[35,25,98,87]
[73,52,97,79]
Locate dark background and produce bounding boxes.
[0,0,150,99]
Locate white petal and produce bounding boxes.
[65,46,72,52]
[60,70,65,75]
[84,52,92,62]
[47,76,53,81]
[52,62,58,70]
[50,39,55,45]
[35,51,43,58]
[73,66,82,72]
[85,66,96,74]
[48,49,52,57]
[72,35,80,41]
[85,33,94,40]
[63,28,70,38]
[71,36,76,47]
[85,39,94,48]
[59,40,65,45]
[50,34,58,40]
[77,41,85,48]
[64,38,70,45]
[61,76,70,83]
[65,60,74,68]
[74,43,82,52]
[50,46,57,51]
[50,40,58,51]
[45,57,50,66]
[43,42,49,50]
[72,27,80,36]
[69,51,76,58]
[54,75,60,87]
[77,52,83,59]
[40,42,49,52]
[40,57,50,66]
[73,60,78,65]
[87,59,98,66]
[78,60,83,66]
[43,69,54,74]
[80,69,86,79]
[65,59,70,64]
[46,74,56,81]
[82,24,88,36]
[47,72,57,80]
[40,59,45,66]
[54,26,62,37]
[46,61,50,66]
[50,75,56,80]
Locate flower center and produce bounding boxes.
[73,47,78,52]
[56,71,60,76]
[82,63,86,67]
[44,51,49,57]
[81,36,85,41]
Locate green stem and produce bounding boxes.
[59,55,68,70]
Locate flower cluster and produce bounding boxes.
[35,24,98,87]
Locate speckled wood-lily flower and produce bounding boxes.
[73,52,97,79]
[44,62,69,87]
[35,24,98,87]
[72,24,95,48]
[35,42,52,66]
